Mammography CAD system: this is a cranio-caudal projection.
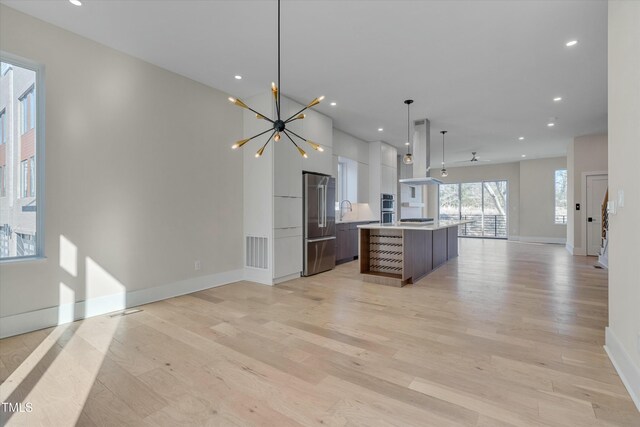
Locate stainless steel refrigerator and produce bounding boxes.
[303,172,336,276]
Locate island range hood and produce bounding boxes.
[399,118,443,185]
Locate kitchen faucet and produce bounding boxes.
[339,200,353,221]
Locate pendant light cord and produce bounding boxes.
[407,102,411,155]
[277,0,281,119]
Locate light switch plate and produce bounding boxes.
[607,201,616,215]
[618,189,625,208]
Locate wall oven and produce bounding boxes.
[380,193,395,225]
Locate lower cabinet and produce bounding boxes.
[336,221,372,264]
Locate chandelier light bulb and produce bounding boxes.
[274,133,281,142]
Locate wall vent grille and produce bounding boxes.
[246,236,268,269]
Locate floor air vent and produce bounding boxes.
[246,236,268,269]
[108,309,143,318]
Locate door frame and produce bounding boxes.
[581,171,608,256]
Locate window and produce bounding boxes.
[20,159,28,198]
[0,226,9,258]
[17,233,36,257]
[30,156,36,197]
[555,169,568,224]
[0,109,6,144]
[439,180,508,238]
[20,86,35,134]
[0,56,42,260]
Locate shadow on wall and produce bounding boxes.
[0,234,126,425]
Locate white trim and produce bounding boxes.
[573,246,588,256]
[581,171,608,256]
[273,272,301,284]
[243,266,274,286]
[605,327,640,412]
[0,269,244,339]
[565,242,575,254]
[517,236,566,244]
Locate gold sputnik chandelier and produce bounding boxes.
[228,0,325,158]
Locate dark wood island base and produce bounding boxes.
[358,221,469,287]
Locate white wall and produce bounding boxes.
[566,133,608,254]
[0,6,244,336]
[520,157,567,243]
[606,0,640,410]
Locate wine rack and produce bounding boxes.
[368,231,403,275]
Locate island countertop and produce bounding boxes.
[357,220,473,231]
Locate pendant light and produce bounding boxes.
[402,100,414,165]
[228,0,325,158]
[440,130,448,177]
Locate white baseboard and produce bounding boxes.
[273,272,301,284]
[573,246,587,256]
[566,243,575,255]
[243,267,274,286]
[0,269,244,339]
[604,327,640,412]
[513,236,567,245]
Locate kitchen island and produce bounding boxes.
[357,221,472,287]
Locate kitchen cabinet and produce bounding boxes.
[302,110,332,175]
[381,165,396,195]
[336,221,373,264]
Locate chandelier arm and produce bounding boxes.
[245,105,276,124]
[257,130,277,153]
[245,127,275,143]
[284,105,314,123]
[283,130,305,151]
[283,128,308,143]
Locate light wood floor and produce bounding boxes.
[1,239,638,426]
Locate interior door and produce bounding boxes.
[586,174,608,256]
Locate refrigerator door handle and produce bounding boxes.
[307,236,336,243]
[318,185,325,228]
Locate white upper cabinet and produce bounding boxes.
[302,109,333,175]
[274,138,302,197]
[381,165,396,195]
[381,143,397,168]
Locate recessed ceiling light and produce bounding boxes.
[553,97,562,102]
[234,75,242,80]
[518,136,525,141]
[330,102,337,106]
[69,0,82,5]
[566,40,578,47]
[378,128,383,132]
[521,154,526,158]
[547,122,555,127]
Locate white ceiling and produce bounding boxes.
[2,0,607,165]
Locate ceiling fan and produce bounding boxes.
[461,152,491,163]
[449,152,491,165]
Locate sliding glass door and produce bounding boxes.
[439,180,508,239]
